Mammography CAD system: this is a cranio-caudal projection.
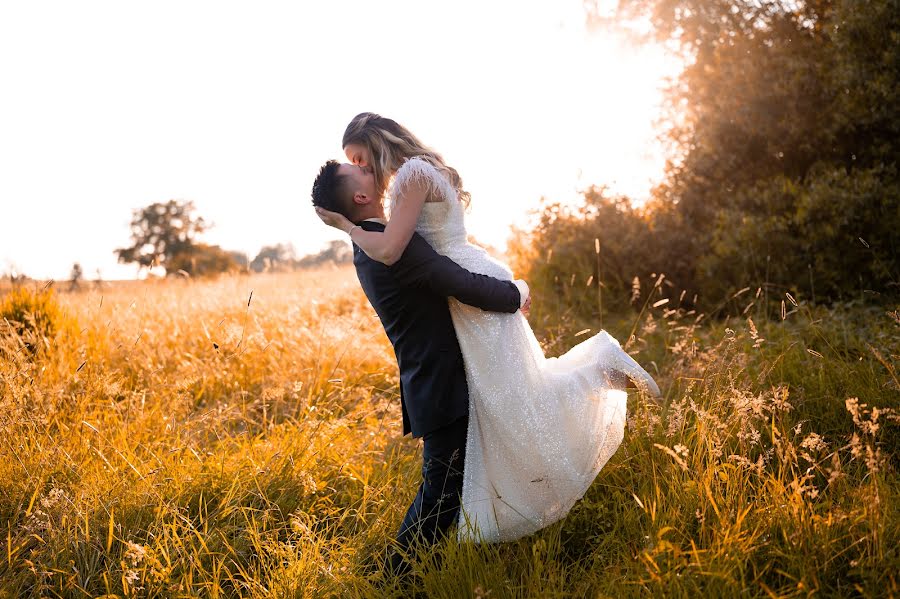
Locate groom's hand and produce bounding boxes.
[522,294,532,315]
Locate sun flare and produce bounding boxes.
[0,0,679,280]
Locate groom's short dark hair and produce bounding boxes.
[311,160,354,219]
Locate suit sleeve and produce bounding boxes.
[388,233,521,313]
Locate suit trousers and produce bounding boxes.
[389,413,468,574]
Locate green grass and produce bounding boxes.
[0,270,897,597]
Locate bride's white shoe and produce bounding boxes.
[599,331,662,399]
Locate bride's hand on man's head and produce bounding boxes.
[315,206,353,232]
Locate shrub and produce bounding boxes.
[168,243,241,277]
[700,165,900,305]
[0,285,71,353]
[507,187,662,320]
[509,166,900,321]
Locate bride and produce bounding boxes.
[315,112,661,543]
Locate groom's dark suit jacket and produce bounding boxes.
[353,220,521,438]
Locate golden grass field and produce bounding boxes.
[1,269,898,598]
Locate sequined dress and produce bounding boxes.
[390,158,661,543]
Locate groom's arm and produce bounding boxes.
[388,233,524,313]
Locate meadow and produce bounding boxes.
[0,268,897,598]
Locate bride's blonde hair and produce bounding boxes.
[342,112,471,207]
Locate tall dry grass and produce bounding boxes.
[0,269,897,597]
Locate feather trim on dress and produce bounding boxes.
[390,156,458,206]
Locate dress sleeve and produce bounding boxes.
[390,157,458,204]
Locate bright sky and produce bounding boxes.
[0,1,678,281]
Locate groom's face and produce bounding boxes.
[338,162,379,204]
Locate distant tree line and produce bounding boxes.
[113,200,351,278]
[510,0,900,316]
[249,240,352,272]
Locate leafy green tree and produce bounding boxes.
[115,200,209,274]
[579,0,900,306]
[512,0,900,319]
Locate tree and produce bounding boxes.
[582,0,900,305]
[296,240,353,269]
[509,0,900,320]
[228,251,250,272]
[115,200,209,275]
[68,262,83,291]
[251,243,298,273]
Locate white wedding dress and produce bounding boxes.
[391,158,661,543]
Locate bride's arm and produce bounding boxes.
[314,179,427,267]
[316,157,450,266]
[354,178,428,266]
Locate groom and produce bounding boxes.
[311,160,529,574]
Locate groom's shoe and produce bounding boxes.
[358,552,383,580]
[364,551,409,592]
[384,548,413,579]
